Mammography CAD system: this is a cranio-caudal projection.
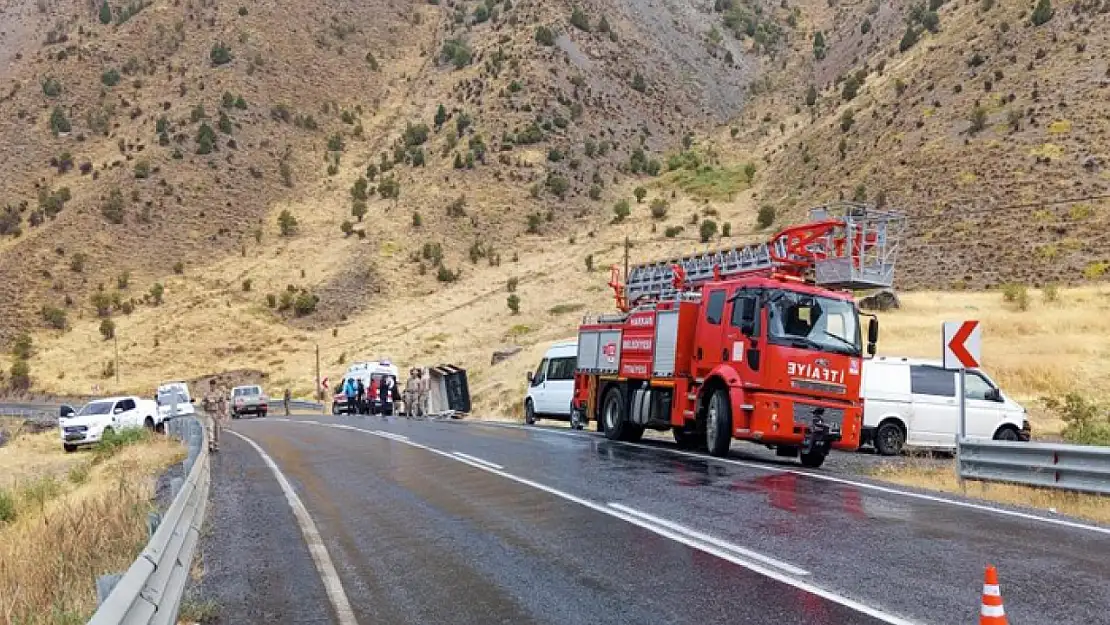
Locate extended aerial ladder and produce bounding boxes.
[610,203,907,312]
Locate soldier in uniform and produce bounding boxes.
[403,369,419,417]
[415,368,430,417]
[204,379,227,452]
[283,388,291,416]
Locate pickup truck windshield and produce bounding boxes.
[77,401,114,416]
[767,290,861,356]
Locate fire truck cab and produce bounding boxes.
[572,204,904,468]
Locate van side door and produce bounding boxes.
[530,358,551,414]
[909,365,957,445]
[544,356,577,417]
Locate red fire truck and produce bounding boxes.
[571,204,906,468]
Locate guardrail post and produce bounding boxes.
[96,573,123,605]
[147,511,162,538]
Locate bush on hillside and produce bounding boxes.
[210,42,232,66]
[535,26,556,46]
[757,205,776,229]
[1042,393,1110,445]
[1030,0,1053,25]
[650,198,668,219]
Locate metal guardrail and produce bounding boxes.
[958,438,1110,495]
[289,399,323,411]
[87,415,210,625]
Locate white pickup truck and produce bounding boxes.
[58,395,162,452]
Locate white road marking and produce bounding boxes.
[471,422,1110,536]
[290,422,921,625]
[451,451,504,470]
[608,503,810,576]
[370,431,411,442]
[226,430,359,625]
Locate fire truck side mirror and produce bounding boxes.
[867,318,879,355]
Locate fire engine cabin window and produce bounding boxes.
[730,294,760,336]
[547,357,577,381]
[910,366,956,397]
[963,372,996,400]
[705,289,726,325]
[766,290,861,355]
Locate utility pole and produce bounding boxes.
[623,236,631,282]
[114,333,120,386]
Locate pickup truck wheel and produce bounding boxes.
[524,400,536,425]
[800,451,827,468]
[705,388,733,457]
[874,421,906,456]
[260,410,267,418]
[144,416,155,430]
[63,444,77,453]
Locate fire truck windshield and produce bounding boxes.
[766,290,861,356]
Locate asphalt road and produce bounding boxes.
[195,414,1110,625]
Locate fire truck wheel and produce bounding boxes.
[602,386,639,441]
[705,388,733,457]
[525,400,537,425]
[799,451,827,468]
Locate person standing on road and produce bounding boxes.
[415,368,429,417]
[343,376,358,415]
[283,388,291,416]
[403,369,418,417]
[356,378,366,415]
[203,379,226,452]
[379,374,396,417]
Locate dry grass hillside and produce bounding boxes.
[1,0,1108,414]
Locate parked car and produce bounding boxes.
[230,385,268,418]
[58,396,160,452]
[861,357,1030,455]
[525,339,584,429]
[156,381,195,419]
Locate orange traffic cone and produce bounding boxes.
[979,565,1008,625]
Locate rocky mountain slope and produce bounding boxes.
[0,0,1106,395]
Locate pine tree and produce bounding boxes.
[434,104,447,130]
[99,0,112,24]
[1030,0,1054,25]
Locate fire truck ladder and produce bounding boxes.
[622,203,907,306]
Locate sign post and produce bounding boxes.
[943,320,982,487]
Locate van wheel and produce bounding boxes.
[994,426,1021,441]
[525,400,536,425]
[874,421,906,456]
[602,386,643,442]
[705,388,733,457]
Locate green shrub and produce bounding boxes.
[42,76,61,97]
[101,69,121,87]
[99,318,115,340]
[150,282,164,305]
[612,199,631,222]
[10,359,31,389]
[968,106,988,134]
[570,7,590,31]
[699,219,718,243]
[650,198,668,219]
[210,42,233,66]
[899,25,919,52]
[1043,283,1058,302]
[507,294,521,314]
[631,72,647,93]
[437,265,460,283]
[293,291,318,316]
[840,109,855,132]
[0,489,13,524]
[535,26,556,45]
[1042,393,1110,445]
[441,37,473,69]
[1030,0,1053,25]
[813,31,826,60]
[266,293,276,308]
[757,205,776,229]
[585,254,594,272]
[278,209,298,236]
[99,0,112,24]
[49,106,71,135]
[93,427,151,463]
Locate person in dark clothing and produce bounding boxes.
[379,375,396,417]
[355,379,366,415]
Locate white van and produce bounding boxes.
[525,339,582,428]
[156,381,195,418]
[862,357,1030,455]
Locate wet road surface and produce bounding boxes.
[196,415,1110,625]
